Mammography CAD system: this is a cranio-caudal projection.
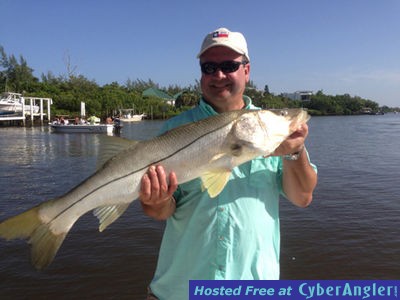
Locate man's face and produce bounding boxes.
[200,46,250,112]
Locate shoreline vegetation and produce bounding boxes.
[1,46,398,120]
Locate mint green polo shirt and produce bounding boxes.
[149,97,310,299]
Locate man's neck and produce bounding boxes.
[203,97,245,113]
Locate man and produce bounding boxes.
[139,27,317,300]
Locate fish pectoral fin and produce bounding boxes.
[93,203,130,232]
[201,170,232,198]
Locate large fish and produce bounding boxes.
[0,108,309,270]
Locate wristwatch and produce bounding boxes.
[283,145,305,161]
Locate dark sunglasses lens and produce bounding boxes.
[220,61,241,73]
[201,61,243,75]
[201,63,217,75]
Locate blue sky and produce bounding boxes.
[1,0,399,107]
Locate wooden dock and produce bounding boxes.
[0,96,52,126]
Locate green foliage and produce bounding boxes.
[0,45,392,119]
[174,90,200,108]
[0,46,38,92]
[303,91,382,115]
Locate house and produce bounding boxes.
[282,91,313,101]
[142,87,175,105]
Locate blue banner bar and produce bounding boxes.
[189,280,399,299]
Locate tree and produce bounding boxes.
[0,45,38,92]
[174,90,200,108]
[0,46,390,119]
[264,84,270,95]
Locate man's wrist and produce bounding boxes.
[141,196,176,220]
[283,145,305,161]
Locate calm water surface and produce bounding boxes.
[0,115,399,299]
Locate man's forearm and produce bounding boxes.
[282,149,317,207]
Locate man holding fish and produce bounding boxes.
[139,28,318,299]
[0,27,317,300]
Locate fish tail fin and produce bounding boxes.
[0,205,67,270]
[29,223,67,270]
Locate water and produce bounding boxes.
[0,115,399,299]
[280,115,400,280]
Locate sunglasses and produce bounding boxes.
[200,60,248,75]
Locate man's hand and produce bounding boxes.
[139,165,178,220]
[272,123,309,157]
[272,123,317,207]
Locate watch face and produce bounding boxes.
[283,146,305,161]
[283,153,299,161]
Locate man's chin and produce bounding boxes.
[210,88,231,98]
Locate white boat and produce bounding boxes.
[0,92,40,115]
[119,108,146,122]
[50,115,120,135]
[120,113,146,122]
[49,102,121,135]
[50,123,115,134]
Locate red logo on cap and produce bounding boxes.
[213,31,229,38]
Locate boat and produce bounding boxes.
[49,123,115,134]
[120,113,146,122]
[118,108,146,122]
[50,116,118,134]
[0,92,40,115]
[49,102,121,135]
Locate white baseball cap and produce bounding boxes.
[197,27,250,62]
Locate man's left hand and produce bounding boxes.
[271,123,308,156]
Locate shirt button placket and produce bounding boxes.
[216,203,228,279]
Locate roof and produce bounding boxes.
[142,87,173,100]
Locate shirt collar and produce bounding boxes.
[199,95,254,116]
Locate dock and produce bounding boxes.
[0,96,52,126]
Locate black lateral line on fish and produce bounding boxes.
[47,115,240,223]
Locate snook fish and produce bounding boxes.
[0,108,309,270]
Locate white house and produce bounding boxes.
[282,91,313,101]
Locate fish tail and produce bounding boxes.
[0,206,42,240]
[0,205,67,270]
[29,223,67,270]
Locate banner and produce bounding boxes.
[189,280,399,299]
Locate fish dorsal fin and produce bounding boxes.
[97,136,138,169]
[93,204,130,232]
[201,170,231,198]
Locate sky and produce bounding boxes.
[1,0,399,107]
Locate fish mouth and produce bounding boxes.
[267,108,310,129]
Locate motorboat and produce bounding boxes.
[49,115,121,135]
[49,101,122,134]
[118,108,146,122]
[120,113,146,122]
[49,123,115,134]
[0,92,40,115]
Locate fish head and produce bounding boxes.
[269,108,310,134]
[256,108,310,155]
[231,109,310,157]
[264,108,310,131]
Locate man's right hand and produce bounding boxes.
[139,165,178,220]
